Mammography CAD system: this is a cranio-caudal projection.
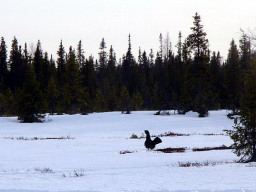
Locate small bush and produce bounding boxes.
[130,134,138,139]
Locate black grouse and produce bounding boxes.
[144,130,162,150]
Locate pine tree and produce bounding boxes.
[226,66,256,162]
[15,64,47,122]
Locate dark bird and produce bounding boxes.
[144,130,162,150]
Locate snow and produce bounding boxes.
[0,110,255,192]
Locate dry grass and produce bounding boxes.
[119,150,136,154]
[192,145,233,152]
[3,135,75,140]
[156,147,186,153]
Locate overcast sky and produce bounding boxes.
[1,0,256,61]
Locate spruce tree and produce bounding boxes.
[225,39,240,115]
[9,37,24,90]
[226,66,256,162]
[0,37,7,90]
[15,64,46,122]
[185,12,211,117]
[63,47,81,114]
[56,40,66,87]
[76,40,85,70]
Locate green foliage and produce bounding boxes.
[226,66,256,162]
[183,12,211,117]
[15,64,47,122]
[0,13,255,120]
[224,39,241,114]
[63,47,82,114]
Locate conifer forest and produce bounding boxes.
[0,13,255,122]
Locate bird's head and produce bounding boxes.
[144,130,149,135]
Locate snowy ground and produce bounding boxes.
[0,110,256,192]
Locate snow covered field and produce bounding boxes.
[0,110,256,192]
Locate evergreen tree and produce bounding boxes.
[122,34,136,94]
[76,40,85,70]
[33,40,44,85]
[99,38,107,71]
[185,12,211,117]
[225,39,240,115]
[56,40,66,86]
[15,64,47,122]
[63,46,81,114]
[9,37,24,90]
[81,56,96,101]
[0,37,7,90]
[209,51,223,109]
[49,55,57,80]
[226,66,256,162]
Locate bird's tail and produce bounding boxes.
[153,137,162,145]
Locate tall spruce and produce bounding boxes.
[225,39,240,115]
[76,40,85,70]
[15,63,46,122]
[63,47,81,114]
[185,12,211,117]
[226,65,256,162]
[9,37,24,90]
[56,40,66,87]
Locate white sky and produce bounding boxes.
[1,0,256,61]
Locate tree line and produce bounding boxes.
[0,12,255,122]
